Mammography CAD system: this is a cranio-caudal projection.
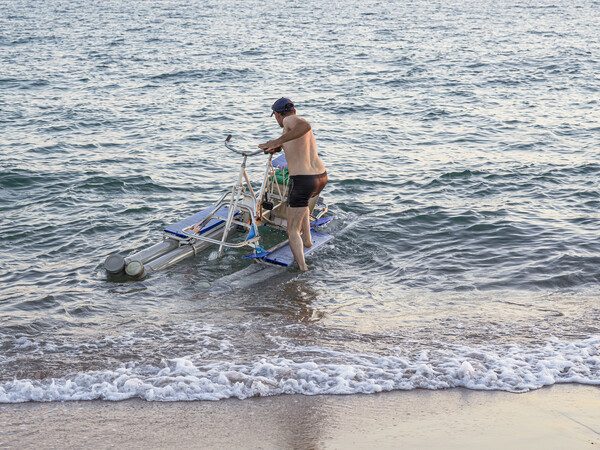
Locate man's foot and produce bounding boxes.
[303,239,313,248]
[298,264,309,272]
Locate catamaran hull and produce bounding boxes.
[103,147,332,280]
[104,225,226,279]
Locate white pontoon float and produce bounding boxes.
[104,135,333,279]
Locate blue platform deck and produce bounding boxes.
[264,230,334,267]
[164,205,232,239]
[272,153,287,169]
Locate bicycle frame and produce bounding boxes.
[179,136,285,258]
[104,135,331,278]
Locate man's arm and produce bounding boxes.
[259,116,312,153]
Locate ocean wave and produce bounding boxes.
[1,336,598,403]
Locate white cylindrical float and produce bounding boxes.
[125,239,180,265]
[104,254,126,275]
[105,239,180,277]
[144,228,225,274]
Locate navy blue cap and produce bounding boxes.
[270,97,294,116]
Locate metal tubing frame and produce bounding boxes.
[167,136,304,259]
[217,154,248,256]
[108,136,331,277]
[259,154,289,229]
[178,138,268,256]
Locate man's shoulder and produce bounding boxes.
[283,114,309,126]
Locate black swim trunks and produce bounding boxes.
[287,172,328,208]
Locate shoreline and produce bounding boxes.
[1,384,599,449]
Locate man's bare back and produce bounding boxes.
[258,97,327,271]
[258,111,325,177]
[279,115,325,176]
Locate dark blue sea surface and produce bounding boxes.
[1,0,599,401]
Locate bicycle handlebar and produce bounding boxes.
[225,135,265,157]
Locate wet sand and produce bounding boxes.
[1,385,598,449]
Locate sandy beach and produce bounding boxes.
[1,385,598,449]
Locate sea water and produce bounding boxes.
[1,0,599,402]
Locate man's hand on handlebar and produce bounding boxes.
[258,140,283,154]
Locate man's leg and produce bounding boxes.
[300,207,312,248]
[287,205,309,271]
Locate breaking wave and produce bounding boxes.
[2,336,599,402]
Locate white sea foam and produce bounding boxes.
[1,336,599,403]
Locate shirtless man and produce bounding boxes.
[258,98,327,272]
